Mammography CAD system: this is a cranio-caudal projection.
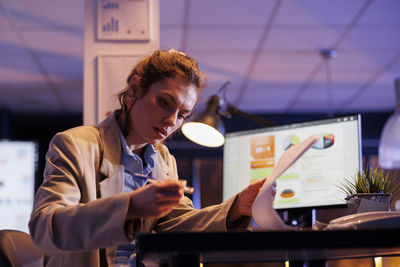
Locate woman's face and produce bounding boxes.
[128,76,198,146]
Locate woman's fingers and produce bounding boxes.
[248,178,266,191]
[128,180,186,218]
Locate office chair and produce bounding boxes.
[0,229,44,267]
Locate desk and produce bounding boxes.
[137,228,400,267]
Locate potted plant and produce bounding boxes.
[339,168,400,213]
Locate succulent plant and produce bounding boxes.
[339,168,400,204]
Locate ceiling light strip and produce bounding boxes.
[337,52,400,109]
[0,0,68,111]
[331,0,375,48]
[232,0,282,106]
[180,0,191,52]
[284,0,374,113]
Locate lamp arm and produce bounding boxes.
[226,104,275,127]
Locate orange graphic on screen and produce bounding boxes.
[250,135,274,159]
[250,159,274,169]
[250,135,275,181]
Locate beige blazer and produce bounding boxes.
[29,111,242,267]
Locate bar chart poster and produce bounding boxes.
[97,0,150,41]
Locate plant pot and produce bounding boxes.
[345,193,391,213]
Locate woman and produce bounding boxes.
[29,49,267,267]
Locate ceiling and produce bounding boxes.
[0,0,399,115]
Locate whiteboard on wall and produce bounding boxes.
[97,55,144,122]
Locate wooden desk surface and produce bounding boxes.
[137,228,400,265]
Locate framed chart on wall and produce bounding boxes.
[97,0,150,41]
[97,55,145,122]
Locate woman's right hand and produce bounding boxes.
[128,180,186,219]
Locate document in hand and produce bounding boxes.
[251,134,320,230]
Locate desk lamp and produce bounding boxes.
[378,78,400,169]
[181,81,275,147]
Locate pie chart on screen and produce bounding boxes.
[313,133,335,149]
[282,135,300,151]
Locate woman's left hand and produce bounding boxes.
[227,178,277,223]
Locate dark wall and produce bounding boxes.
[0,109,392,193]
[0,110,82,192]
[169,111,392,160]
